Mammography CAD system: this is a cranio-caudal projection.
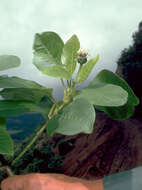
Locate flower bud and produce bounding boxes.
[77,48,88,65]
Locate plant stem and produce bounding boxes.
[67,80,70,88]
[69,80,72,88]
[73,64,83,88]
[50,96,58,106]
[11,120,49,167]
[11,104,57,167]
[0,166,14,177]
[60,79,67,93]
[5,166,14,176]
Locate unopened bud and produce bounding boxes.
[77,48,88,65]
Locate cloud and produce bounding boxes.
[0,0,142,100]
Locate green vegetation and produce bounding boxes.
[117,21,142,97]
[0,32,139,177]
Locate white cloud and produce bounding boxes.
[0,0,142,100]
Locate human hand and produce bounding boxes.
[1,173,104,190]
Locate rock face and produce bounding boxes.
[52,111,142,179]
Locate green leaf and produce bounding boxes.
[0,128,14,155]
[43,65,71,79]
[74,84,128,107]
[0,88,54,118]
[0,55,20,71]
[46,98,96,136]
[33,54,71,79]
[33,32,64,65]
[88,69,139,105]
[0,100,43,117]
[38,96,54,117]
[0,75,54,109]
[95,104,135,120]
[0,117,6,129]
[0,88,53,103]
[77,55,99,84]
[33,53,52,71]
[0,75,45,89]
[61,35,80,74]
[88,70,139,119]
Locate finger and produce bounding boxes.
[1,176,23,190]
[1,179,11,190]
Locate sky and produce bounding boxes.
[0,0,142,100]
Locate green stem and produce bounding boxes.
[67,80,70,88]
[50,96,58,106]
[60,79,67,93]
[11,120,49,167]
[69,80,72,88]
[11,104,57,167]
[73,65,83,88]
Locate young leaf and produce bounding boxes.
[33,53,52,71]
[33,53,72,79]
[0,117,6,129]
[74,84,128,107]
[46,98,96,136]
[33,32,64,65]
[0,128,14,155]
[88,70,139,119]
[61,35,80,74]
[77,55,99,84]
[0,55,20,71]
[37,64,71,80]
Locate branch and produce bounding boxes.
[0,166,14,177]
[11,103,61,167]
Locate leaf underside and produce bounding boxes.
[46,98,96,136]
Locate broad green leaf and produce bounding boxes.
[0,88,53,103]
[88,69,139,105]
[0,75,45,89]
[33,53,72,79]
[74,84,128,107]
[88,70,139,119]
[61,35,80,74]
[0,100,43,117]
[33,32,64,65]
[77,55,99,84]
[46,98,96,136]
[0,128,14,155]
[0,55,20,71]
[33,53,53,71]
[0,86,54,118]
[40,65,71,79]
[0,117,6,129]
[0,75,54,114]
[95,104,135,120]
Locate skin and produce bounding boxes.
[1,173,104,190]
